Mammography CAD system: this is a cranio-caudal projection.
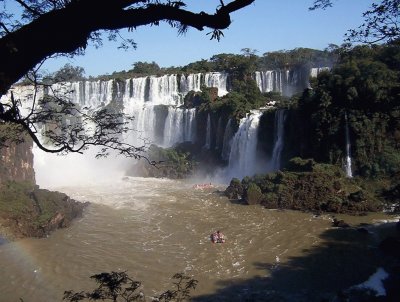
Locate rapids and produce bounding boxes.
[0,177,394,302]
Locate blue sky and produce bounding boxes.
[41,0,373,77]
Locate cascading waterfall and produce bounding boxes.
[268,109,287,171]
[204,114,211,149]
[310,67,331,78]
[344,112,353,178]
[7,67,334,185]
[180,72,229,97]
[254,67,331,97]
[204,72,228,96]
[180,73,202,94]
[163,107,196,147]
[225,111,263,180]
[254,70,300,97]
[9,72,228,150]
[221,119,233,160]
[254,70,277,93]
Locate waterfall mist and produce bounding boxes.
[33,146,132,188]
[222,111,266,181]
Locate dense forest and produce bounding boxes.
[29,47,336,83]
[223,40,400,213]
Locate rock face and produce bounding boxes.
[0,138,87,241]
[0,181,88,240]
[0,139,35,184]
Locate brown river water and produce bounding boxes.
[0,177,397,302]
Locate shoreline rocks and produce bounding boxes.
[0,181,88,242]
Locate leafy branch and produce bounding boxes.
[63,271,198,302]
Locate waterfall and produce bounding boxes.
[344,112,353,178]
[163,107,196,147]
[204,72,228,96]
[254,67,330,97]
[183,108,197,142]
[180,73,202,94]
[225,111,262,180]
[204,114,211,149]
[254,70,294,96]
[9,72,230,153]
[123,77,148,106]
[310,67,331,78]
[255,70,276,93]
[221,119,233,160]
[148,75,180,105]
[268,109,287,171]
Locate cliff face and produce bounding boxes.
[0,138,88,241]
[0,139,35,184]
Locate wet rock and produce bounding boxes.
[333,218,350,228]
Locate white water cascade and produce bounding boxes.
[179,72,228,97]
[5,72,228,186]
[221,119,234,160]
[254,70,283,94]
[224,111,263,180]
[344,112,353,178]
[204,114,211,149]
[255,70,302,96]
[310,67,331,78]
[255,67,331,97]
[45,72,229,150]
[268,109,287,171]
[163,107,196,147]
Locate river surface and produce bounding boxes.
[0,177,396,302]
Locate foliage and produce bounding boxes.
[0,181,85,238]
[260,47,336,70]
[130,61,161,75]
[201,78,265,122]
[346,0,400,44]
[244,182,263,205]
[310,0,400,44]
[51,64,86,83]
[291,42,400,178]
[63,271,198,302]
[131,144,196,179]
[225,161,384,214]
[224,177,244,200]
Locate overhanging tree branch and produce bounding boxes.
[0,0,254,97]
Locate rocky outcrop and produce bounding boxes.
[225,159,384,214]
[0,135,87,241]
[0,181,88,240]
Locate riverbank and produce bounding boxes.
[0,181,88,241]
